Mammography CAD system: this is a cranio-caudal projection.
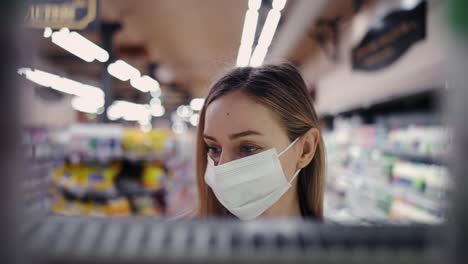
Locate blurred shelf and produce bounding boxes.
[56,185,165,201]
[378,147,445,165]
[318,88,442,119]
[21,216,436,262]
[117,187,166,198]
[326,168,445,223]
[66,154,167,163]
[58,185,119,200]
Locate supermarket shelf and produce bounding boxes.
[391,187,444,217]
[33,154,169,164]
[57,185,165,201]
[378,147,445,165]
[327,168,445,223]
[117,187,166,198]
[21,215,436,263]
[362,176,445,216]
[318,88,442,118]
[58,185,119,200]
[67,154,168,163]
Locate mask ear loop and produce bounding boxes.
[289,168,302,184]
[277,137,302,183]
[277,137,301,157]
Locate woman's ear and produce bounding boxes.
[297,128,320,169]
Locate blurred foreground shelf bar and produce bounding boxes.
[23,216,438,263]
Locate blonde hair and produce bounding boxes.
[195,63,325,219]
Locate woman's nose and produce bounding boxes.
[218,152,236,166]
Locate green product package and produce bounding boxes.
[449,0,468,37]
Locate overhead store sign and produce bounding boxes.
[24,0,97,30]
[352,1,427,71]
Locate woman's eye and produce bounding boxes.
[240,145,259,154]
[207,146,221,155]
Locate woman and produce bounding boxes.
[195,63,325,220]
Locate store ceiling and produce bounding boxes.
[100,0,246,98]
[36,0,362,112]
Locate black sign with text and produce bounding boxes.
[352,1,427,71]
[24,0,97,30]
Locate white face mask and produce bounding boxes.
[204,137,301,220]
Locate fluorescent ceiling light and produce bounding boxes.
[20,68,60,88]
[73,94,104,108]
[106,105,121,121]
[138,117,151,126]
[249,10,282,66]
[43,27,52,38]
[71,96,104,114]
[18,68,105,101]
[150,98,161,106]
[249,0,262,10]
[258,11,282,46]
[150,89,162,98]
[236,0,261,67]
[107,100,152,123]
[130,75,160,93]
[53,76,84,94]
[177,105,193,119]
[189,98,205,111]
[190,113,200,126]
[52,29,92,62]
[149,98,165,117]
[237,43,254,67]
[50,28,109,63]
[107,60,141,82]
[249,0,287,67]
[78,84,105,99]
[150,104,165,117]
[272,0,287,10]
[401,0,421,9]
[140,123,152,133]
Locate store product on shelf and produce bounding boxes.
[387,126,449,158]
[22,128,67,161]
[133,195,164,216]
[67,124,124,162]
[52,161,120,199]
[24,123,199,218]
[50,160,169,217]
[21,128,64,215]
[324,116,450,224]
[107,197,132,217]
[164,132,197,217]
[391,160,451,196]
[122,128,171,159]
[60,124,172,162]
[142,161,166,190]
[389,198,441,224]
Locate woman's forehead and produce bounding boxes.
[204,91,283,138]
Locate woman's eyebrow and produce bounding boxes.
[203,134,218,141]
[203,130,262,141]
[229,130,262,140]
